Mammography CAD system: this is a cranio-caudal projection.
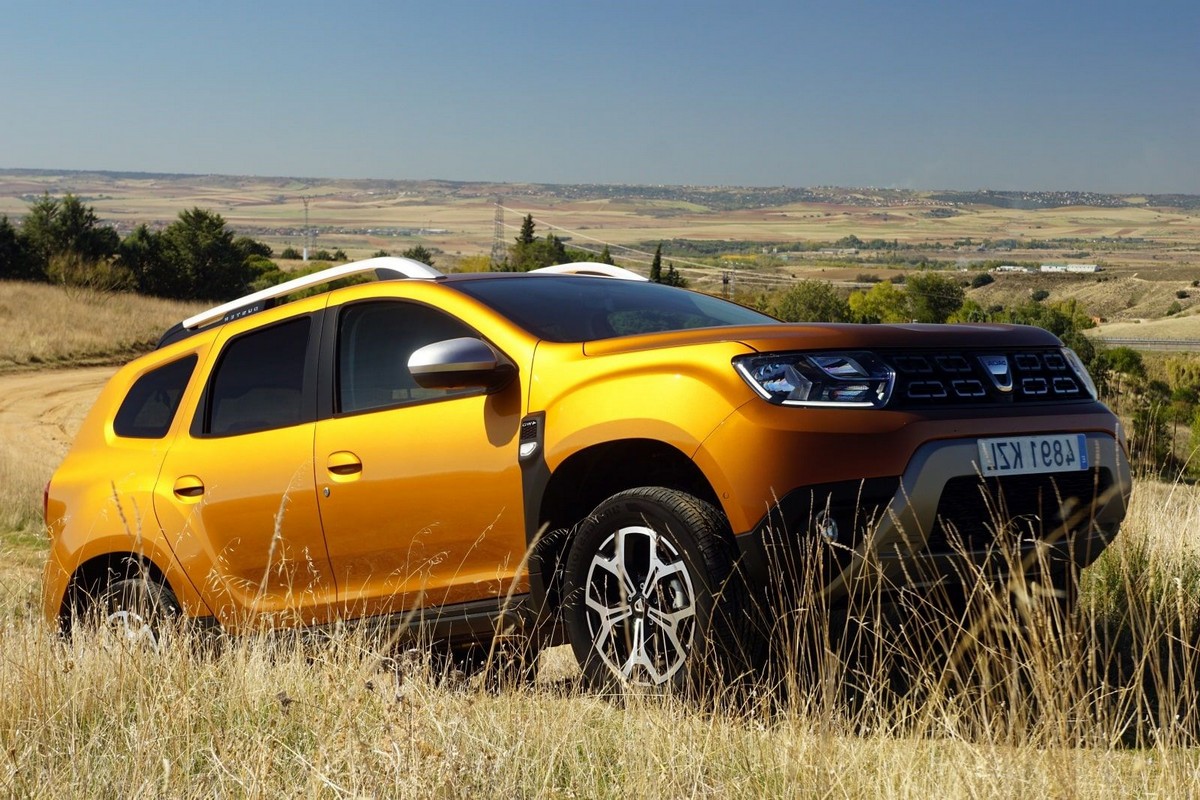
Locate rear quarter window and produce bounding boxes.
[112,355,198,439]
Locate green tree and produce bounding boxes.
[159,208,252,300]
[508,228,568,272]
[848,280,908,323]
[18,194,119,281]
[770,280,849,322]
[1103,346,1146,413]
[547,234,568,264]
[905,271,964,323]
[1166,356,1200,393]
[234,236,272,260]
[517,214,536,245]
[649,243,663,283]
[402,244,435,267]
[599,244,614,265]
[118,224,168,295]
[1132,404,1170,476]
[0,216,33,280]
[662,263,688,288]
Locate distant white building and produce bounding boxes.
[1040,263,1100,274]
[995,265,1032,273]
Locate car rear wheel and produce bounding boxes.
[98,575,181,651]
[563,487,755,693]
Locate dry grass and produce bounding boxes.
[0,282,201,371]
[2,479,1200,797]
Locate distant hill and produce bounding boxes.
[3,168,1196,213]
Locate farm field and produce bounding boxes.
[2,170,1198,327]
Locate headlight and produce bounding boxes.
[1061,348,1098,399]
[734,351,895,408]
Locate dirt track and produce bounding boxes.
[0,367,114,482]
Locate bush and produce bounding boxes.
[1176,290,1190,299]
[1031,289,1050,302]
[280,247,302,260]
[970,273,995,288]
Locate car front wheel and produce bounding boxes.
[563,487,754,692]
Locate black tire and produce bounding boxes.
[530,525,574,615]
[562,487,755,693]
[99,575,181,651]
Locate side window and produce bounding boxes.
[113,355,198,439]
[337,301,477,414]
[206,317,311,436]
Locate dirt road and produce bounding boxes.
[0,366,115,484]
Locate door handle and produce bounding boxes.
[326,451,363,477]
[173,475,205,500]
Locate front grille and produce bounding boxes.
[883,348,1086,408]
[924,468,1113,555]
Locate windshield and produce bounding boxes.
[452,276,778,342]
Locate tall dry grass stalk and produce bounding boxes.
[2,479,1199,797]
[0,446,44,535]
[0,281,202,370]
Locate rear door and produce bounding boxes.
[152,306,338,628]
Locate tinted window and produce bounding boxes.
[452,276,777,342]
[337,302,477,414]
[207,317,311,435]
[113,355,198,439]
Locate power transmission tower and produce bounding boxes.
[490,197,506,269]
[302,197,311,262]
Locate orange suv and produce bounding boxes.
[44,257,1131,688]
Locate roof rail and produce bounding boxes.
[528,263,648,281]
[182,257,443,330]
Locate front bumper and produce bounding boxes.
[733,431,1132,608]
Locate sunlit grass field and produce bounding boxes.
[0,282,202,371]
[1,479,1199,796]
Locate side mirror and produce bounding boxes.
[408,337,516,392]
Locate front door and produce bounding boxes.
[313,300,526,621]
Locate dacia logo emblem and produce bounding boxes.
[978,354,1013,392]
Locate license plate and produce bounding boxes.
[977,434,1089,477]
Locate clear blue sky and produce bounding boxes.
[2,0,1196,193]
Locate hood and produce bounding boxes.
[583,322,1063,357]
